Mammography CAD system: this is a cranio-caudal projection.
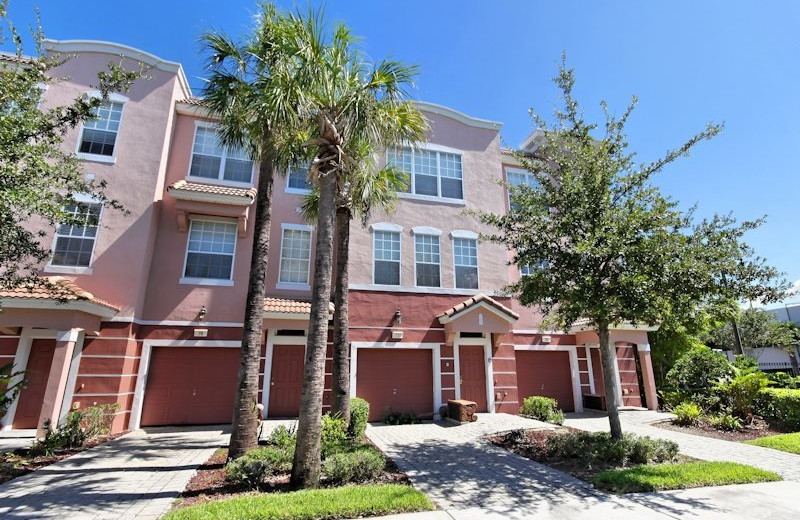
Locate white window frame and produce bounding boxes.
[505,166,538,210]
[451,230,479,290]
[186,121,256,187]
[412,227,442,288]
[285,163,313,195]
[75,91,128,164]
[179,217,238,286]
[388,143,466,205]
[277,223,313,291]
[371,223,403,286]
[44,194,103,275]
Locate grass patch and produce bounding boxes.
[593,461,781,493]
[162,483,434,520]
[744,432,800,454]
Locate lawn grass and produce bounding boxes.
[163,483,434,520]
[593,461,781,493]
[744,432,800,454]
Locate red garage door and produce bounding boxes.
[357,348,433,422]
[141,347,239,426]
[515,350,575,412]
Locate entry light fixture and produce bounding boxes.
[198,306,207,323]
[392,308,403,326]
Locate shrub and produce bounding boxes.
[665,348,734,409]
[754,388,800,431]
[79,403,119,438]
[672,402,701,426]
[716,372,768,420]
[767,372,800,390]
[732,355,759,375]
[348,397,370,441]
[384,412,419,425]
[0,363,26,422]
[709,413,743,431]
[321,414,350,458]
[31,414,86,456]
[545,431,677,466]
[226,447,293,489]
[520,396,565,425]
[323,446,386,484]
[265,424,296,450]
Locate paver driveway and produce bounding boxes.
[0,426,227,520]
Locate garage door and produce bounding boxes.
[141,347,239,426]
[356,348,433,422]
[515,350,575,412]
[13,339,56,429]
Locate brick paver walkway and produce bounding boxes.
[565,410,800,481]
[0,426,227,520]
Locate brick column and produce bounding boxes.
[637,346,659,411]
[36,329,81,436]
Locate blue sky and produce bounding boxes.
[6,1,800,304]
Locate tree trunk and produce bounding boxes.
[598,323,624,440]
[331,205,351,422]
[291,168,337,488]
[731,319,744,356]
[229,150,275,460]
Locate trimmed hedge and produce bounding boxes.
[348,397,370,441]
[754,388,800,431]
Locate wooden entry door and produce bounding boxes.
[459,344,487,412]
[13,339,57,429]
[268,345,304,417]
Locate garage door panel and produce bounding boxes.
[357,349,433,422]
[141,347,239,426]
[515,350,575,412]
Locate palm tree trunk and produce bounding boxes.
[291,167,337,488]
[331,205,351,422]
[598,323,624,440]
[229,148,275,460]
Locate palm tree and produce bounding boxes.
[201,3,305,460]
[285,8,426,488]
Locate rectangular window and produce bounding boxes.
[79,101,123,157]
[415,234,440,287]
[287,164,312,191]
[183,220,237,280]
[279,227,311,284]
[453,237,478,289]
[388,147,463,200]
[507,168,538,209]
[373,231,400,285]
[520,264,533,276]
[51,202,102,267]
[189,126,254,184]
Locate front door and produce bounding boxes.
[268,345,304,417]
[13,339,57,429]
[459,344,487,412]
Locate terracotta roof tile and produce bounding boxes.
[263,297,334,315]
[168,180,256,200]
[437,293,519,322]
[0,277,118,311]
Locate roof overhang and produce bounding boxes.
[0,297,118,320]
[437,294,519,325]
[167,181,256,206]
[569,321,659,333]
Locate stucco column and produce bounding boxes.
[36,329,81,437]
[637,345,659,411]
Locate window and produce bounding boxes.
[286,164,312,192]
[373,231,401,285]
[520,264,533,276]
[388,147,463,200]
[453,237,478,289]
[51,202,102,267]
[189,125,254,184]
[79,101,123,157]
[279,226,312,285]
[506,168,538,209]
[183,220,237,280]
[415,234,440,287]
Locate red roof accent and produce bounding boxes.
[437,293,519,322]
[0,277,118,311]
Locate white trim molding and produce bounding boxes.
[411,226,442,236]
[370,222,403,233]
[414,101,502,131]
[450,230,479,240]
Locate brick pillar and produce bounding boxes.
[638,347,659,411]
[36,329,81,436]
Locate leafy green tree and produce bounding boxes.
[0,2,139,293]
[477,58,786,439]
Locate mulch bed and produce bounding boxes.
[0,432,124,485]
[175,441,411,510]
[653,418,783,442]
[487,428,693,483]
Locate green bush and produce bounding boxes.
[348,398,370,441]
[665,348,734,409]
[716,372,768,420]
[520,396,565,425]
[708,413,743,431]
[672,402,701,426]
[768,372,800,390]
[323,446,386,484]
[31,413,86,456]
[384,412,419,425]
[79,403,119,438]
[754,388,800,431]
[732,355,760,375]
[226,447,293,489]
[265,424,296,450]
[545,431,677,466]
[321,413,350,458]
[0,362,26,421]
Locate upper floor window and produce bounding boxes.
[520,264,533,277]
[51,202,102,267]
[286,164,312,193]
[183,219,237,280]
[373,230,401,285]
[506,168,538,209]
[414,234,441,287]
[388,146,463,200]
[279,225,312,286]
[189,125,253,184]
[79,100,123,157]
[453,237,478,289]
